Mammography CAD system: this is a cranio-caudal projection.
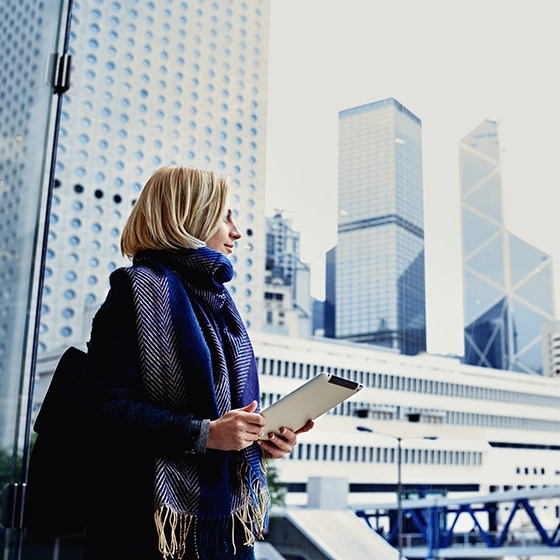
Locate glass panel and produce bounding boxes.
[463,270,505,325]
[509,233,551,286]
[465,234,505,288]
[465,298,509,370]
[513,264,555,317]
[515,341,543,375]
[463,174,503,223]
[461,120,501,161]
[0,0,69,557]
[461,207,500,257]
[459,148,498,193]
[511,300,546,353]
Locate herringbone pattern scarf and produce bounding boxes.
[112,247,269,560]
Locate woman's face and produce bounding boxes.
[206,209,242,256]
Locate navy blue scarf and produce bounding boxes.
[112,246,269,559]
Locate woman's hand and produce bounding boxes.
[257,420,314,460]
[207,401,266,451]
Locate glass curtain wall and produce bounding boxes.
[0,0,72,558]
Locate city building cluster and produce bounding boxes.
[1,4,559,554]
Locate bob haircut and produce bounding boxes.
[121,165,229,258]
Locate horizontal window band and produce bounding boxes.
[286,483,480,493]
[338,214,424,239]
[489,441,560,451]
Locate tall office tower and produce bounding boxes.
[311,298,324,336]
[263,212,311,337]
[40,0,271,352]
[460,119,555,374]
[335,98,427,355]
[324,246,336,338]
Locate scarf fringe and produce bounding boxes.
[154,485,270,560]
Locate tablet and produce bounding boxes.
[259,373,363,439]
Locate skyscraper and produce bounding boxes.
[263,211,311,337]
[460,119,555,374]
[40,0,271,352]
[335,98,426,355]
[324,245,336,338]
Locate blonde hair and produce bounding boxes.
[121,165,229,258]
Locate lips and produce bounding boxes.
[224,244,234,253]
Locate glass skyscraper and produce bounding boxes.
[335,98,426,355]
[40,0,271,352]
[460,119,555,374]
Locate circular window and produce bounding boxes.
[60,327,73,338]
[94,189,104,199]
[64,289,76,300]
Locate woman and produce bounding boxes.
[79,166,313,560]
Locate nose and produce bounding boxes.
[230,219,242,240]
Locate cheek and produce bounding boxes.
[207,224,228,248]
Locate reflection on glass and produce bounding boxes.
[0,0,69,557]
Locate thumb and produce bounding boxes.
[240,400,258,413]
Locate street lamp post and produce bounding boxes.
[356,426,437,560]
[396,436,403,560]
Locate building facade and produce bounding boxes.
[460,120,555,374]
[263,211,311,338]
[335,98,426,355]
[540,320,560,378]
[39,0,271,353]
[36,331,560,526]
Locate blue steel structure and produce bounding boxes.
[355,488,560,558]
[460,120,555,374]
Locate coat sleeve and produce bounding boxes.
[81,281,206,458]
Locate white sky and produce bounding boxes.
[264,0,560,356]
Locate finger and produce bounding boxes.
[279,427,297,446]
[257,440,286,459]
[267,432,292,453]
[295,420,314,435]
[244,413,266,427]
[244,427,264,438]
[240,400,258,413]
